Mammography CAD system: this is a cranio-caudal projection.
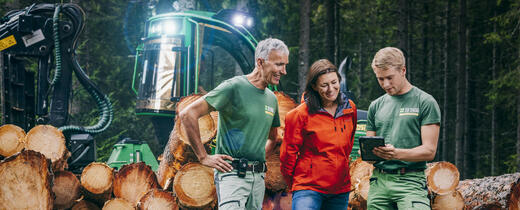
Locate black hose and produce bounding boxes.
[28,3,113,134]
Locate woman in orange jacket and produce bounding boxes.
[280,59,357,210]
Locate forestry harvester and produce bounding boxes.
[0,2,366,173]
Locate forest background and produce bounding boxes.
[1,0,519,180]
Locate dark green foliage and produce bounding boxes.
[1,0,519,178]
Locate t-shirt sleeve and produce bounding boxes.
[272,101,281,127]
[366,101,377,131]
[204,80,233,112]
[420,96,441,126]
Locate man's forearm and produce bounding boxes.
[265,139,276,157]
[179,112,208,161]
[394,145,436,162]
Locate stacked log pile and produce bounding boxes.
[156,94,216,191]
[0,124,178,209]
[3,92,520,210]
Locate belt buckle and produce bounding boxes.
[399,168,406,175]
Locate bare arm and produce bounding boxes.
[372,123,440,162]
[265,127,278,157]
[178,98,233,172]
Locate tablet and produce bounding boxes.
[359,136,385,161]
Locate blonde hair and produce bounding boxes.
[371,47,405,70]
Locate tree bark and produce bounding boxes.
[457,173,520,209]
[0,124,25,157]
[442,0,451,162]
[463,25,471,178]
[298,0,310,98]
[455,0,467,179]
[407,0,413,81]
[113,162,159,207]
[0,150,53,210]
[398,0,409,55]
[53,170,82,210]
[137,189,178,210]
[174,162,217,209]
[80,162,114,207]
[24,125,70,171]
[491,9,497,176]
[517,23,520,173]
[325,0,335,63]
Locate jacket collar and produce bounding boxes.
[315,93,353,118]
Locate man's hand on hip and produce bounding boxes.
[200,154,234,172]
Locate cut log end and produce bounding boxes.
[0,124,25,157]
[81,162,114,206]
[81,162,114,194]
[71,200,101,210]
[113,162,159,206]
[508,178,520,210]
[53,170,82,210]
[102,198,134,210]
[0,150,53,210]
[137,189,178,210]
[349,158,374,191]
[427,161,460,195]
[432,190,465,210]
[174,163,216,209]
[24,125,69,171]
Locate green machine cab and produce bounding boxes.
[108,9,259,170]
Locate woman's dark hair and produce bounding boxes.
[304,59,342,114]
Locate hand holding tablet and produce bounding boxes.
[359,136,385,161]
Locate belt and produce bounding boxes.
[376,167,424,175]
[231,160,267,173]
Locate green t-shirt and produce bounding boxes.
[204,75,280,161]
[367,86,441,170]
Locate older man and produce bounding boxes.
[178,38,289,210]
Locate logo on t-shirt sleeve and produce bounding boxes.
[265,105,275,116]
[399,107,419,116]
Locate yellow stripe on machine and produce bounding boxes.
[0,35,16,51]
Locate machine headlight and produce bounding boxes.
[162,20,179,34]
[149,19,182,36]
[214,9,254,28]
[232,14,245,26]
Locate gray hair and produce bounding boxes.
[254,38,289,67]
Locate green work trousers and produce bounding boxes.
[214,170,265,210]
[367,168,431,210]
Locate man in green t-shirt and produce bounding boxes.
[366,47,441,210]
[178,38,289,210]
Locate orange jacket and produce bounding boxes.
[280,98,357,194]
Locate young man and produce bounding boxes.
[366,47,441,210]
[178,38,289,210]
